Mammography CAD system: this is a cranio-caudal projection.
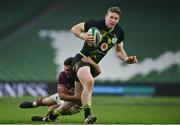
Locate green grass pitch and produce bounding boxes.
[0,96,180,124]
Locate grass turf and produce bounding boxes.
[0,96,180,124]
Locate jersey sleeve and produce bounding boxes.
[116,26,124,43]
[84,20,98,32]
[58,72,65,85]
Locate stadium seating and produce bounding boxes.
[0,0,56,32]
[0,0,179,83]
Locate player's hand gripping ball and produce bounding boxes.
[87,27,102,47]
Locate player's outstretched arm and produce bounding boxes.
[116,42,138,64]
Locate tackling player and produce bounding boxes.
[19,56,101,122]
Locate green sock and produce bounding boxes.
[83,104,91,119]
[53,109,61,116]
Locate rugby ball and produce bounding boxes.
[87,27,102,46]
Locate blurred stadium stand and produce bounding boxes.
[0,0,62,40]
[0,0,179,96]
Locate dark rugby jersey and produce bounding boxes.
[58,71,75,92]
[80,19,124,63]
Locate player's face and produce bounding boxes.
[105,12,120,29]
[64,65,71,78]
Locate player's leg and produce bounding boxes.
[47,104,60,116]
[31,104,59,121]
[35,95,57,106]
[32,103,81,122]
[19,97,45,108]
[56,101,80,115]
[44,93,62,106]
[19,93,58,108]
[62,104,81,115]
[77,66,93,107]
[77,66,97,124]
[48,101,75,121]
[31,93,64,121]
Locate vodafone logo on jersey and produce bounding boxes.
[101,43,108,51]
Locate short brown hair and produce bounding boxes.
[108,7,122,16]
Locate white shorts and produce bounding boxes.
[49,93,64,105]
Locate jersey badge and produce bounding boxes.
[101,43,108,51]
[112,38,117,44]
